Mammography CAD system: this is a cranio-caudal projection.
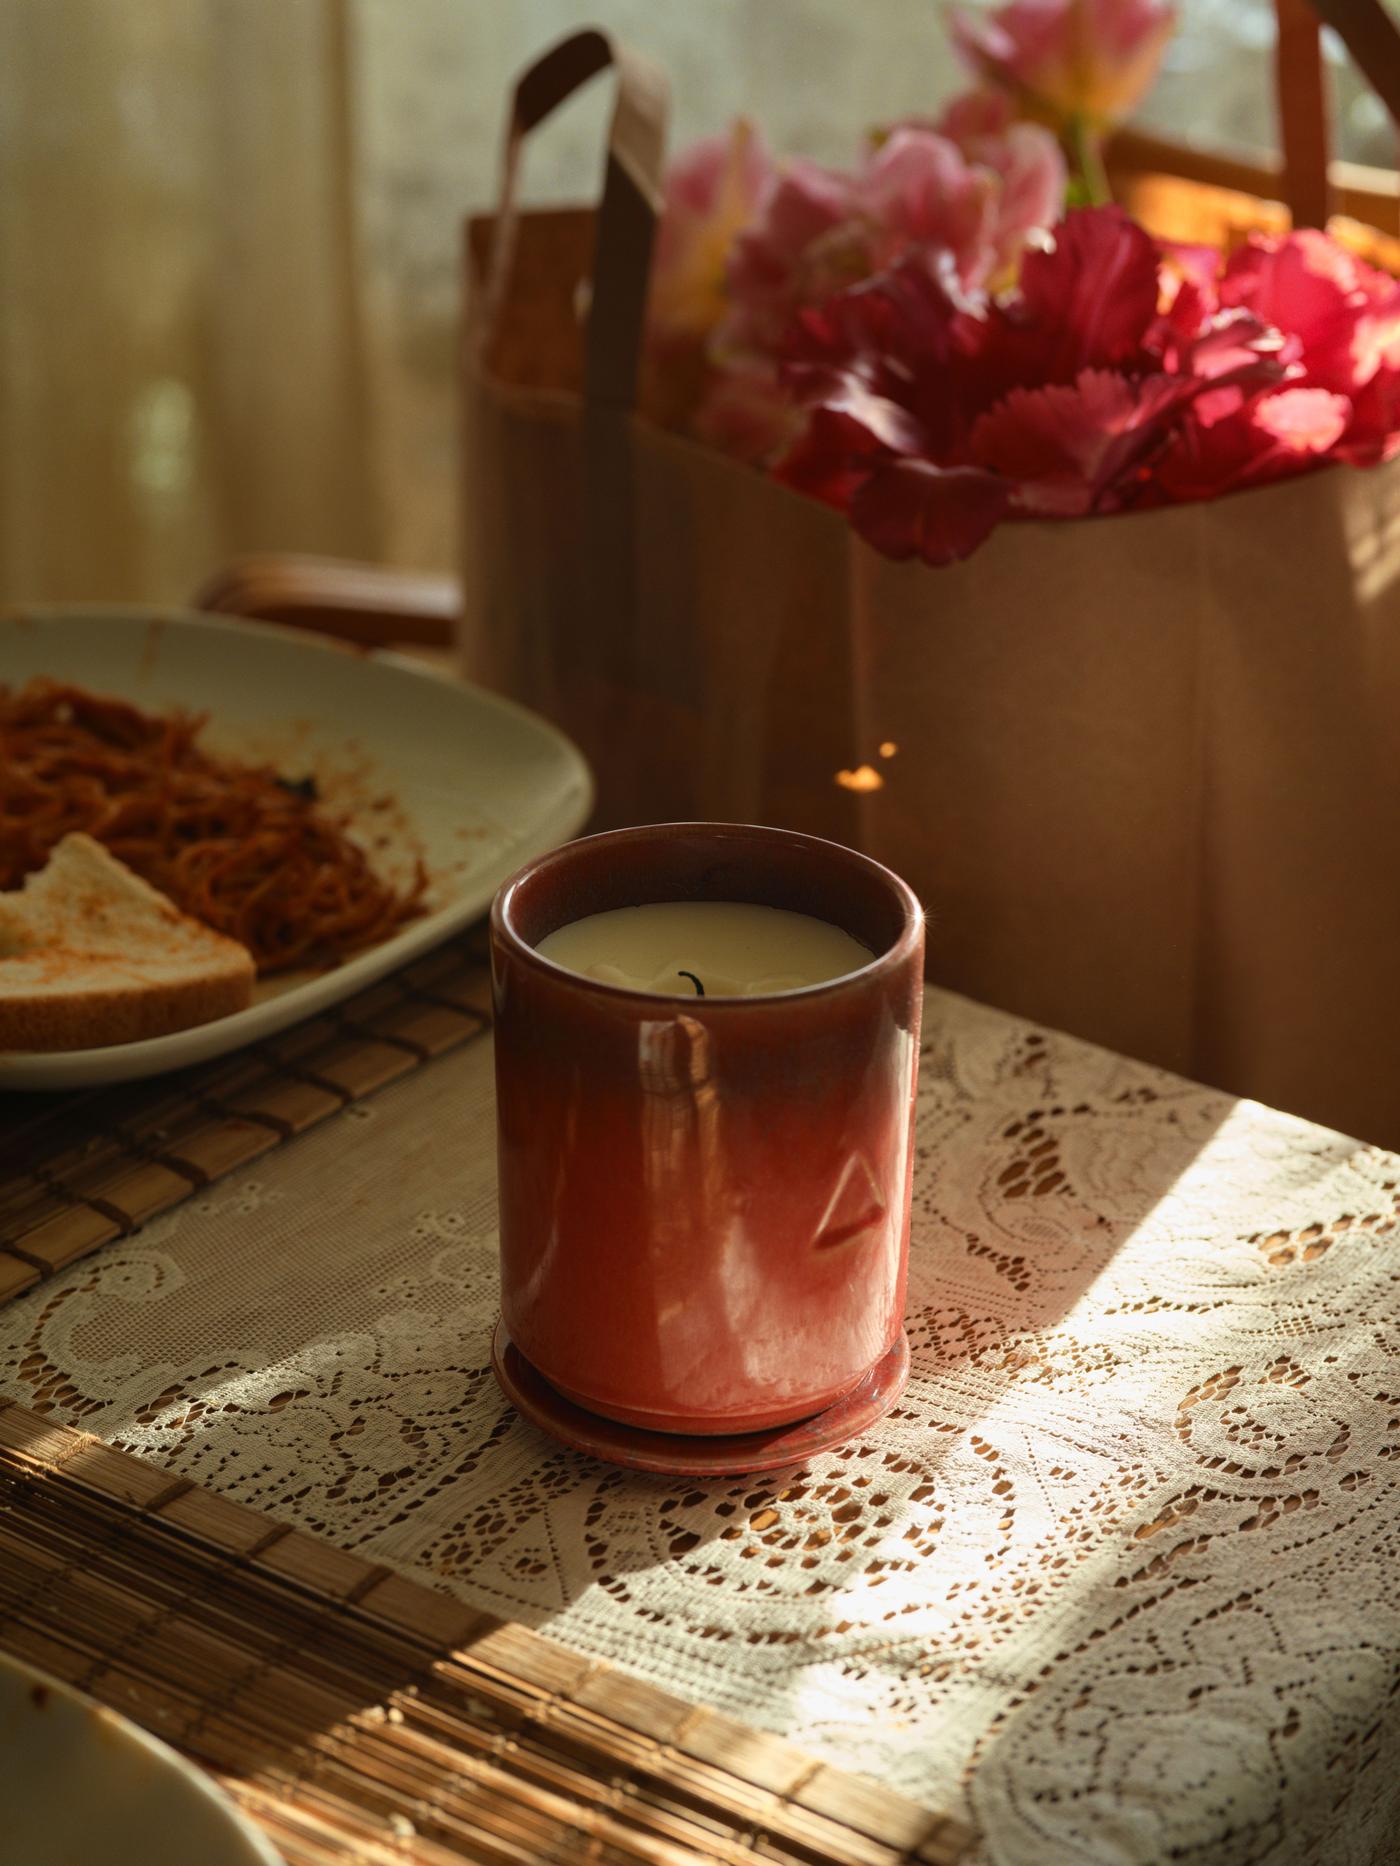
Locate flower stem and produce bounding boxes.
[1068,115,1111,207]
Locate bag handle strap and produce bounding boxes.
[1276,0,1400,226]
[483,28,668,411]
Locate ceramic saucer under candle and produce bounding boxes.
[492,1321,911,1476]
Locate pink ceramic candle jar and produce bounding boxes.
[489,824,924,1436]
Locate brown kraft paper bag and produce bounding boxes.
[459,27,1400,1149]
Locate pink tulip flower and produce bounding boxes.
[949,0,1176,130]
[718,158,866,356]
[648,120,774,352]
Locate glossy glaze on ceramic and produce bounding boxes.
[490,824,924,1435]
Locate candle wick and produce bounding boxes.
[677,970,705,997]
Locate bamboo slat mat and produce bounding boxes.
[0,933,497,1308]
[0,1399,973,1865]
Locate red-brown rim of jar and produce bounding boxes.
[490,822,924,1009]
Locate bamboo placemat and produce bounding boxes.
[0,934,496,1308]
[0,1399,973,1865]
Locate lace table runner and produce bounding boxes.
[1,983,1398,1865]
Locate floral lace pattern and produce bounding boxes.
[2,986,1399,1864]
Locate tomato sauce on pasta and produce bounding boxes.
[0,681,426,972]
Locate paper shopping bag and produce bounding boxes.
[459,26,1400,1148]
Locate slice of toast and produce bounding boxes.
[0,834,255,1052]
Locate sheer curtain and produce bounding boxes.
[0,1,375,603]
[0,0,1392,607]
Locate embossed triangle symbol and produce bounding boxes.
[813,1152,887,1251]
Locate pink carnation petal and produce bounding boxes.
[1159,242,1223,303]
[1335,366,1400,466]
[1191,383,1249,429]
[1252,387,1351,454]
[774,414,876,510]
[775,389,929,509]
[779,255,995,463]
[783,254,979,383]
[1353,286,1400,383]
[1153,411,1271,502]
[1220,232,1375,393]
[970,367,1200,511]
[1017,207,1162,377]
[850,461,1010,564]
[789,371,929,455]
[1178,309,1286,380]
[1154,386,1348,502]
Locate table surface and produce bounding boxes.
[2,974,1398,1865]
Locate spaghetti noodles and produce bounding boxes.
[0,680,427,972]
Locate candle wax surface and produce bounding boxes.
[533,901,876,998]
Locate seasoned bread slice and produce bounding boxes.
[0,834,255,1052]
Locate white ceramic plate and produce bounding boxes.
[0,607,593,1088]
[0,1651,283,1866]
